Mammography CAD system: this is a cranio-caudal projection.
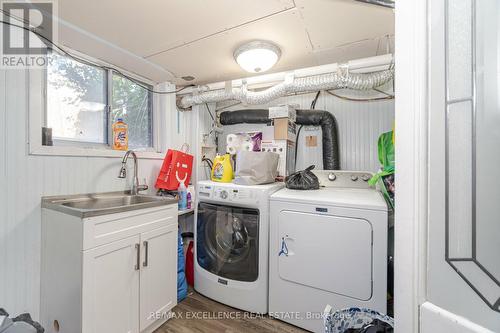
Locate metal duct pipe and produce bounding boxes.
[180,69,393,108]
[219,109,340,170]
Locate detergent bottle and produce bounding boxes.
[178,181,187,210]
[112,118,128,151]
[211,154,233,182]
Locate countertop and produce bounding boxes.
[42,191,178,218]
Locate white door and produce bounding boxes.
[277,210,373,300]
[139,224,177,331]
[82,235,140,333]
[423,0,500,331]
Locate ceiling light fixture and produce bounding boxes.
[234,41,281,74]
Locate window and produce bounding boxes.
[112,73,153,149]
[46,52,154,150]
[47,52,107,144]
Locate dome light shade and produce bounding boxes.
[234,41,281,73]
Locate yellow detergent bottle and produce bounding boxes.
[211,154,233,182]
[112,118,128,151]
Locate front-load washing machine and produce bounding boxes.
[195,180,284,313]
[269,171,389,333]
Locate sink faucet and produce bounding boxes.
[118,150,149,195]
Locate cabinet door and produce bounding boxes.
[82,235,140,333]
[139,224,178,331]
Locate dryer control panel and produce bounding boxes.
[313,170,374,189]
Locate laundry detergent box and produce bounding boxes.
[269,105,297,122]
[260,140,296,180]
[273,118,297,142]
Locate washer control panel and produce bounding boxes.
[313,170,374,189]
[198,184,256,204]
[219,189,228,199]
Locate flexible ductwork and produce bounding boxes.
[220,109,340,170]
[180,69,393,108]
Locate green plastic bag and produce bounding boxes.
[369,131,395,209]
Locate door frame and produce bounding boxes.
[394,0,429,331]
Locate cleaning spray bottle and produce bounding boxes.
[178,180,187,210]
[112,118,128,151]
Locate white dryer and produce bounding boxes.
[195,180,284,314]
[269,171,388,333]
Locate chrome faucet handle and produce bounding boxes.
[136,184,149,193]
[136,178,148,193]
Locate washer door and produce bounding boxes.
[278,210,373,301]
[197,202,259,282]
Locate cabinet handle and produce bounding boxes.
[143,241,149,267]
[135,243,140,271]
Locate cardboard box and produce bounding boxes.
[274,118,296,142]
[269,105,297,122]
[261,140,296,179]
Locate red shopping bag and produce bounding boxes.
[155,145,194,190]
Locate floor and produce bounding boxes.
[155,290,308,333]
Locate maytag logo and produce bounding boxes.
[1,0,57,68]
[218,278,228,285]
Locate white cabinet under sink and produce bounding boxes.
[139,225,177,332]
[82,235,141,333]
[41,203,178,333]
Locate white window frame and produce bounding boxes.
[28,48,172,159]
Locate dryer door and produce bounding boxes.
[197,202,259,282]
[278,210,373,301]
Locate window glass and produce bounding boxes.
[112,73,153,149]
[46,52,107,143]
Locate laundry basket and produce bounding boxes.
[0,309,44,333]
[324,306,394,333]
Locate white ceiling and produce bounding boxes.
[57,0,394,85]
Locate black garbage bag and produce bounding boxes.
[285,165,320,190]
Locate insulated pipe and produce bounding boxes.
[295,110,340,170]
[219,109,340,170]
[180,69,393,108]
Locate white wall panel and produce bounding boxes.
[0,68,179,319]
[219,90,394,172]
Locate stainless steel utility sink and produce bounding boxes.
[42,192,177,218]
[61,195,163,210]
